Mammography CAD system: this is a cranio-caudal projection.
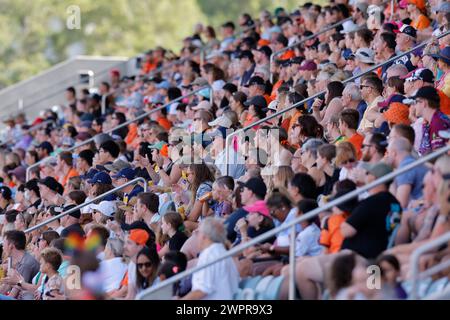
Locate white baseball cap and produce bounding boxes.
[90,201,117,217]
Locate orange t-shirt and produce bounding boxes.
[270,80,284,101]
[411,15,430,31]
[320,212,349,254]
[125,123,138,146]
[281,117,291,133]
[347,133,364,160]
[438,90,450,115]
[157,117,172,131]
[62,168,79,187]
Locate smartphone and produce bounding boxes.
[7,257,12,273]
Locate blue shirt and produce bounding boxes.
[128,184,144,200]
[357,100,367,125]
[395,155,429,204]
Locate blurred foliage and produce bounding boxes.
[0,0,328,88]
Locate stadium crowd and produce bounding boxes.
[0,0,450,300]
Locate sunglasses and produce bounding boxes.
[137,262,153,269]
[342,159,356,165]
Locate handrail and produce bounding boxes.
[410,232,450,300]
[136,144,450,300]
[0,119,53,148]
[269,17,352,82]
[2,59,128,114]
[25,85,212,181]
[23,177,147,235]
[225,29,450,175]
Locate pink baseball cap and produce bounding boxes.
[243,200,271,219]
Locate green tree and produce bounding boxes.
[0,0,206,88]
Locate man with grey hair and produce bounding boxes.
[182,218,239,300]
[342,83,367,124]
[386,137,429,208]
[100,238,127,293]
[385,64,409,80]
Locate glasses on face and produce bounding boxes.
[359,85,373,90]
[342,158,356,165]
[137,262,152,269]
[362,144,372,149]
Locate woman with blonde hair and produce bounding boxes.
[262,166,294,194]
[335,141,358,181]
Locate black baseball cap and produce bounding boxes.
[398,24,417,38]
[405,86,440,105]
[244,95,268,109]
[256,45,272,59]
[64,204,81,219]
[243,177,267,199]
[121,221,156,243]
[245,76,265,87]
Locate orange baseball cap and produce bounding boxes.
[257,39,271,48]
[384,103,411,125]
[129,229,149,246]
[408,0,426,11]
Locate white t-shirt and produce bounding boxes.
[99,257,128,293]
[192,243,240,300]
[128,261,137,293]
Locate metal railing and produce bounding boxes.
[410,232,450,299]
[0,119,53,148]
[25,85,212,181]
[269,17,352,82]
[137,144,450,300]
[225,29,450,176]
[23,177,147,235]
[2,59,128,115]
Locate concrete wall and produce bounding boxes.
[0,56,129,126]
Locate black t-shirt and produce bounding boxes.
[341,191,400,259]
[169,231,188,251]
[61,223,86,238]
